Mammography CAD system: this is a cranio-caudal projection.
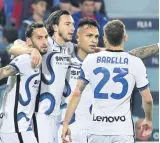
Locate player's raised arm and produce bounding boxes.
[128,43,159,59]
[0,65,18,80]
[9,39,42,68]
[62,79,88,143]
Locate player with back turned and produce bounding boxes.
[62,20,153,143]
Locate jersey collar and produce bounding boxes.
[75,46,83,62]
[106,49,124,52]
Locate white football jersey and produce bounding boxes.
[60,48,92,128]
[35,37,71,116]
[0,54,40,133]
[80,50,149,135]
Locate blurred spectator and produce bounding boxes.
[72,0,108,47]
[11,0,23,28]
[59,0,72,13]
[50,5,61,13]
[19,0,47,40]
[3,0,14,26]
[0,5,5,27]
[135,118,151,141]
[70,0,80,14]
[0,47,10,85]
[2,26,18,51]
[0,27,17,85]
[95,0,107,17]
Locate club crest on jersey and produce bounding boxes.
[93,114,126,123]
[34,68,39,72]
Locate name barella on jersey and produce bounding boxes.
[35,37,71,116]
[79,51,149,135]
[0,54,40,133]
[60,48,92,128]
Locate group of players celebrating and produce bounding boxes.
[0,9,158,143]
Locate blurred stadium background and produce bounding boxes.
[0,0,159,142]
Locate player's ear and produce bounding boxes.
[124,34,128,42]
[103,35,107,45]
[53,24,58,32]
[76,33,79,42]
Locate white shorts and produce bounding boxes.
[33,113,58,143]
[57,122,88,143]
[0,131,37,143]
[88,134,135,143]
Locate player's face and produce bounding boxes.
[31,27,48,55]
[58,15,75,42]
[32,1,47,17]
[81,1,95,16]
[77,25,99,53]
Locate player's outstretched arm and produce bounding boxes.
[62,79,88,143]
[9,39,42,68]
[0,65,18,80]
[9,40,32,55]
[140,87,153,136]
[128,43,159,59]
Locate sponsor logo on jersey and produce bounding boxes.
[55,56,70,67]
[93,114,126,123]
[71,70,80,76]
[55,56,70,62]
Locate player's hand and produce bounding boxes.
[140,118,152,137]
[61,126,72,143]
[14,39,26,45]
[31,49,42,68]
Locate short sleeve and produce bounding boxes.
[10,54,32,75]
[79,55,91,84]
[135,58,149,91]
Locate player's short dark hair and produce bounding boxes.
[32,0,46,4]
[78,18,99,29]
[45,10,70,36]
[80,0,95,4]
[104,20,125,46]
[25,22,45,38]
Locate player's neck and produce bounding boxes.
[52,34,65,47]
[77,48,87,61]
[106,45,124,51]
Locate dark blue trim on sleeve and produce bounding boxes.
[79,77,89,84]
[79,68,89,84]
[9,63,20,73]
[137,84,149,91]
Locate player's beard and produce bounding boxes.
[58,30,71,42]
[31,40,47,55]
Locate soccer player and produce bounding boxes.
[62,20,153,143]
[9,10,75,143]
[0,22,48,143]
[58,18,99,143]
[9,16,158,143]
